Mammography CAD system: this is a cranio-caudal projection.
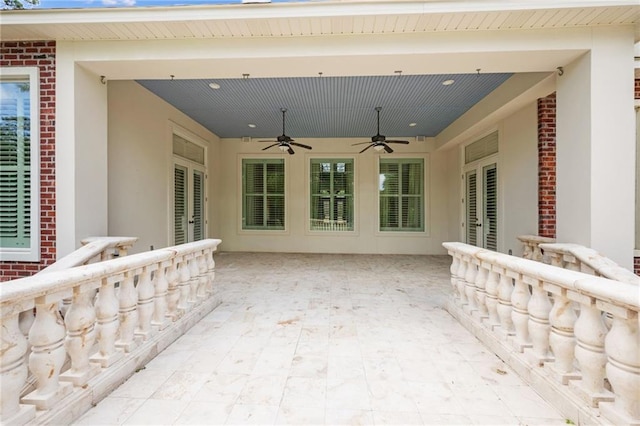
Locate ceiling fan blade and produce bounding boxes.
[383,144,394,153]
[359,144,374,154]
[385,140,410,144]
[290,142,312,150]
[261,143,280,151]
[351,141,372,146]
[287,146,295,155]
[258,140,278,143]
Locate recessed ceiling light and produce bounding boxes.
[409,123,417,127]
[208,82,220,89]
[442,79,455,86]
[248,124,256,128]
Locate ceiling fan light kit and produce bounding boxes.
[258,108,312,155]
[352,107,410,154]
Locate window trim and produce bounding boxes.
[305,155,358,235]
[237,155,289,235]
[0,67,40,262]
[375,154,429,236]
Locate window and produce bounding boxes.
[0,67,39,261]
[242,159,285,230]
[310,159,354,231]
[379,158,424,232]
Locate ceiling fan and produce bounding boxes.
[259,108,312,155]
[353,106,410,153]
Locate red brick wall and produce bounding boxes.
[538,93,556,239]
[0,41,56,281]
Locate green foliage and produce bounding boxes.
[2,0,40,9]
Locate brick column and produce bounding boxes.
[0,41,56,281]
[538,93,556,239]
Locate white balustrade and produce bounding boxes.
[0,238,222,425]
[443,241,640,425]
[517,235,555,262]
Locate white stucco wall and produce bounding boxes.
[216,137,450,255]
[108,80,219,254]
[500,103,539,256]
[445,101,539,256]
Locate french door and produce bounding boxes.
[464,159,498,250]
[174,159,206,245]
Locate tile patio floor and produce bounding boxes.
[74,252,567,425]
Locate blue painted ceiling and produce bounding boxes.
[137,73,512,139]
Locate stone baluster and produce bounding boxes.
[177,257,191,316]
[496,268,515,337]
[510,272,531,352]
[522,242,533,260]
[600,309,640,424]
[116,271,139,352]
[456,253,468,306]
[152,261,170,330]
[135,266,155,341]
[197,251,208,300]
[188,254,200,305]
[91,276,123,367]
[474,261,489,320]
[548,288,579,384]
[19,309,35,361]
[527,278,553,365]
[165,258,180,321]
[61,283,100,387]
[205,248,216,295]
[532,245,545,262]
[23,298,72,410]
[0,307,36,425]
[484,264,501,329]
[572,296,612,406]
[449,253,460,299]
[463,255,479,314]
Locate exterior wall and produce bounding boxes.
[537,93,556,238]
[0,41,56,281]
[217,137,445,255]
[107,80,219,255]
[500,103,539,256]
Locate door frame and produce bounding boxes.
[460,129,500,250]
[167,122,209,246]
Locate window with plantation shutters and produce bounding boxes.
[242,159,285,230]
[1,68,39,261]
[310,159,354,232]
[379,158,424,232]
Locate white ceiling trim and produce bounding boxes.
[0,1,638,42]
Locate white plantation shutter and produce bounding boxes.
[192,169,204,241]
[483,164,498,251]
[0,81,31,250]
[465,169,478,246]
[174,165,187,245]
[242,159,285,230]
[379,158,424,232]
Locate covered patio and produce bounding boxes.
[74,252,564,425]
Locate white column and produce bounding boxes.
[556,27,635,269]
[56,43,108,258]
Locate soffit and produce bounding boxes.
[1,1,639,41]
